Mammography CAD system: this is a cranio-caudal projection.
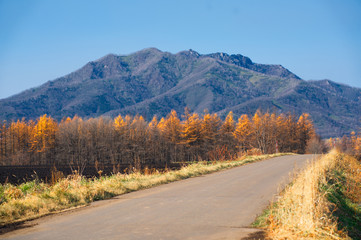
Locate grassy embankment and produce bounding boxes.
[0,153,288,227]
[254,150,361,240]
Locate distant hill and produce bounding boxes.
[0,48,360,137]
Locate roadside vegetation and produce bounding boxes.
[0,109,322,229]
[254,150,361,239]
[0,153,288,227]
[329,131,361,160]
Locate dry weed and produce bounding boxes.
[0,153,288,226]
[266,150,358,240]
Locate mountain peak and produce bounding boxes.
[176,49,200,58]
[188,49,200,56]
[137,47,163,55]
[94,53,118,62]
[205,52,299,79]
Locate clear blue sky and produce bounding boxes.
[1,0,360,99]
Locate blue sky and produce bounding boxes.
[0,0,360,99]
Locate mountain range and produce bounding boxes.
[1,48,360,137]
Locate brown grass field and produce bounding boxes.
[254,150,361,240]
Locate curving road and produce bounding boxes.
[1,154,317,240]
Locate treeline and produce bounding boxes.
[0,109,315,172]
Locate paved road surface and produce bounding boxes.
[1,155,317,240]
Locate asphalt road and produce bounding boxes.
[1,154,316,240]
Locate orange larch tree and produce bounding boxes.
[30,114,58,165]
[182,112,202,161]
[297,113,315,153]
[30,114,58,153]
[162,110,182,163]
[200,113,221,159]
[219,111,237,157]
[234,114,251,152]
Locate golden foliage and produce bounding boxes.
[0,109,316,166]
[30,114,58,152]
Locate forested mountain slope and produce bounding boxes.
[1,48,360,137]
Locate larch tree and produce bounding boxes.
[219,111,237,157]
[200,113,221,159]
[182,112,202,161]
[234,114,251,152]
[56,116,88,173]
[128,115,148,166]
[8,119,31,164]
[147,116,164,164]
[280,114,299,153]
[0,109,319,170]
[162,110,182,163]
[251,110,266,153]
[30,114,58,164]
[297,113,315,153]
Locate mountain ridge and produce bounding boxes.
[1,48,360,138]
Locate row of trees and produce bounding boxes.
[0,109,316,171]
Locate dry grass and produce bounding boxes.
[0,153,288,226]
[260,150,361,240]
